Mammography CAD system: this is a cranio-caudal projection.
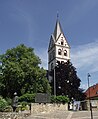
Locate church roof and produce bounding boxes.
[53,19,63,40]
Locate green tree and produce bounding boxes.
[0,44,51,98]
[50,61,85,101]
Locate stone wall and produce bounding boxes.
[31,103,68,114]
[81,100,98,111]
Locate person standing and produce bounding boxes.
[12,92,18,112]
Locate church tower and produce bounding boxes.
[48,18,70,72]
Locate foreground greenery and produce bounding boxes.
[51,95,69,103]
[0,44,86,112]
[0,94,70,112]
[0,44,51,98]
[0,96,8,112]
[18,93,35,103]
[50,61,85,101]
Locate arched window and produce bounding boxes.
[64,50,67,56]
[61,40,64,45]
[58,49,61,55]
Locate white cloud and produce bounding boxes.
[71,40,98,73]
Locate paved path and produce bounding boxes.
[26,110,98,119]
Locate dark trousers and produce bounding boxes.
[12,106,17,112]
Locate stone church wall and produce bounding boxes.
[31,103,68,114]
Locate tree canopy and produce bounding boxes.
[0,44,51,98]
[50,61,85,101]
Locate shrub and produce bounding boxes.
[4,106,12,112]
[18,93,35,103]
[18,101,28,111]
[5,98,12,105]
[51,95,69,104]
[51,96,56,103]
[0,96,8,112]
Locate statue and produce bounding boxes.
[12,92,18,112]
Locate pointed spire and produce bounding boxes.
[53,14,63,40]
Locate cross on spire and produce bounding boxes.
[57,11,59,20]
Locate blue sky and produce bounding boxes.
[0,0,98,90]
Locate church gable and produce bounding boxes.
[55,33,69,48]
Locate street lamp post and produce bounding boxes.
[54,67,56,96]
[53,61,59,96]
[87,73,93,119]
